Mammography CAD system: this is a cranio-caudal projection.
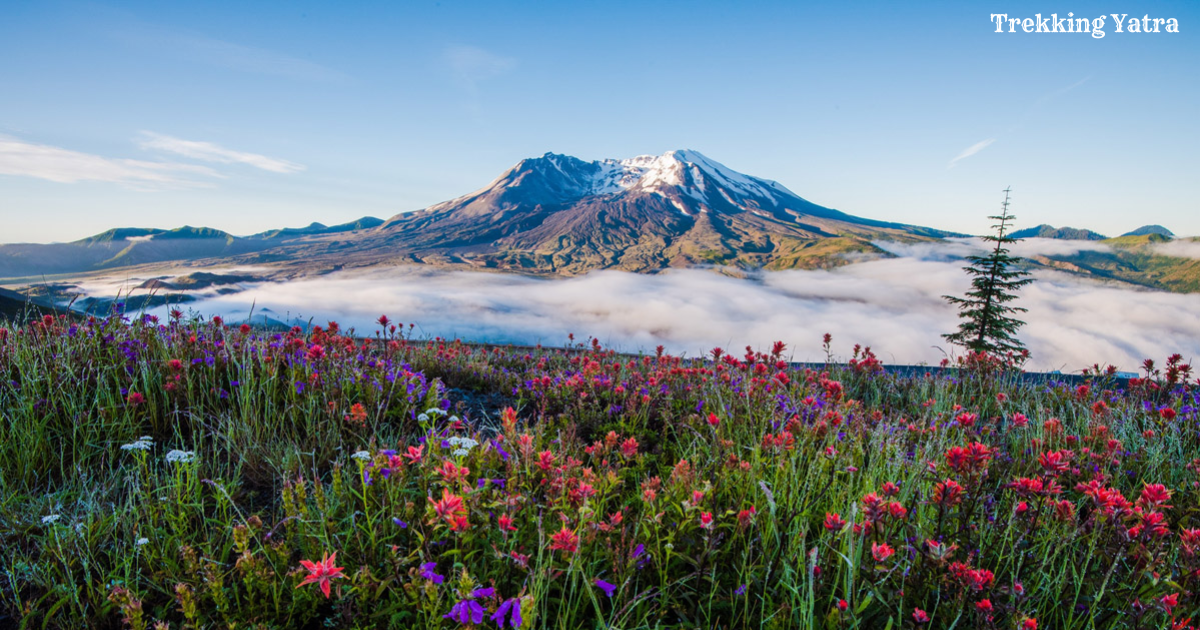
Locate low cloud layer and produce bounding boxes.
[1152,239,1200,260]
[120,245,1200,373]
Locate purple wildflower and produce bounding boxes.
[491,598,522,628]
[594,579,616,597]
[420,562,444,584]
[392,518,408,528]
[444,599,486,624]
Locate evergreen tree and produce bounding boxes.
[942,187,1034,357]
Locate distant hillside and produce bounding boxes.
[1122,225,1175,238]
[1011,224,1107,240]
[254,217,383,239]
[0,287,64,321]
[0,217,380,279]
[1030,233,1200,293]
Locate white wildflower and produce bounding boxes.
[417,413,430,423]
[351,450,372,461]
[135,537,149,546]
[425,407,447,417]
[452,448,470,457]
[165,450,196,464]
[121,439,153,451]
[41,514,61,524]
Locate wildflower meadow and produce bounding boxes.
[2,311,1199,629]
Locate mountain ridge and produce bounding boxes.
[1,150,1195,292]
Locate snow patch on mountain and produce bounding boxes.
[522,150,793,210]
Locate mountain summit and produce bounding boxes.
[365,150,952,273]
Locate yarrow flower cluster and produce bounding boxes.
[120,436,154,451]
[446,436,479,457]
[164,449,196,464]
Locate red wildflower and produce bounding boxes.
[824,512,847,532]
[913,608,929,623]
[707,413,721,427]
[1137,483,1172,510]
[837,599,848,612]
[975,599,993,612]
[1038,449,1073,475]
[620,437,639,458]
[498,513,517,532]
[700,512,714,529]
[549,526,579,554]
[430,489,468,530]
[871,541,894,562]
[1181,528,1200,556]
[933,479,964,507]
[1022,619,1037,630]
[437,460,471,485]
[297,552,346,599]
[737,506,757,528]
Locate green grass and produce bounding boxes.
[1,313,1199,629]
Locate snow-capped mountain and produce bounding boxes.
[367,150,952,273]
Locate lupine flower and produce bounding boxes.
[296,552,346,599]
[419,562,444,584]
[594,579,616,597]
[444,599,486,624]
[491,598,523,628]
[392,518,408,528]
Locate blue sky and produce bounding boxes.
[1,0,1197,243]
